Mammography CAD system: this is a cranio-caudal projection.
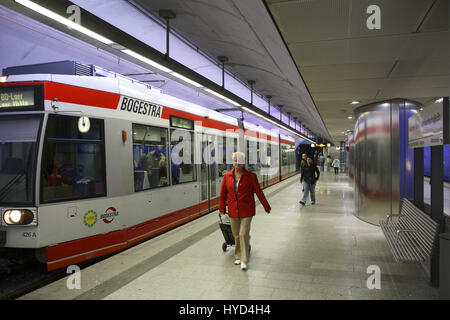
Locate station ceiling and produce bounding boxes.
[134,0,449,143]
[128,0,332,141]
[266,0,449,142]
[1,0,448,144]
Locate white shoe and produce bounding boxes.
[234,259,241,265]
[241,262,247,271]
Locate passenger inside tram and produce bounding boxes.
[48,153,69,186]
[43,146,104,201]
[44,151,73,200]
[137,153,152,190]
[171,162,180,185]
[158,154,168,186]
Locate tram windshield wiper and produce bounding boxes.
[0,171,26,202]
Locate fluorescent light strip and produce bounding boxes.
[204,89,241,107]
[14,1,317,142]
[15,0,114,45]
[15,1,207,89]
[171,72,202,88]
[242,107,315,143]
[122,49,173,73]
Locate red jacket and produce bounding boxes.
[219,168,271,218]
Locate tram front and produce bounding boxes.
[0,83,44,246]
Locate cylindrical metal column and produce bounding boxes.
[352,99,420,225]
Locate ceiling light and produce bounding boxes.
[350,101,360,105]
[15,0,114,45]
[241,107,315,143]
[170,72,203,88]
[347,116,353,119]
[204,88,241,106]
[14,1,206,90]
[242,106,261,117]
[122,49,173,73]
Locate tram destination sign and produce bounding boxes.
[0,86,35,108]
[408,97,449,148]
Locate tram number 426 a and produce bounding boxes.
[22,232,37,238]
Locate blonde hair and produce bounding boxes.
[232,152,246,165]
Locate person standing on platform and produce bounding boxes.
[332,158,340,175]
[319,154,325,172]
[219,152,271,271]
[300,153,307,173]
[300,153,307,192]
[326,155,332,172]
[299,156,320,206]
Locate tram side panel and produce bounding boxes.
[0,76,297,271]
[243,128,283,188]
[41,118,209,269]
[267,140,281,187]
[280,140,297,180]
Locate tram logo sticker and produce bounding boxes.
[101,207,119,224]
[83,210,98,228]
[118,96,163,118]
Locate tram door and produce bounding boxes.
[261,141,271,188]
[200,134,219,213]
[262,170,269,189]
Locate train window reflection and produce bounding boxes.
[217,137,237,177]
[247,139,259,172]
[46,115,102,140]
[133,124,169,191]
[0,116,41,204]
[170,129,195,185]
[41,115,106,203]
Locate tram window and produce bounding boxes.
[218,137,226,177]
[247,139,258,172]
[41,115,106,203]
[260,141,271,168]
[281,145,288,166]
[170,129,196,185]
[0,116,41,205]
[45,115,103,140]
[133,124,169,191]
[218,137,237,176]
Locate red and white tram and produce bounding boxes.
[0,62,298,271]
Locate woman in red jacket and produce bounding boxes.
[219,152,271,271]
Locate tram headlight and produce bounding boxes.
[3,209,35,225]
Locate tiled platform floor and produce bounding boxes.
[22,172,439,300]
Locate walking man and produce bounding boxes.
[332,158,340,175]
[299,157,320,206]
[300,153,307,173]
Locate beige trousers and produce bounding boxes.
[230,216,253,263]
